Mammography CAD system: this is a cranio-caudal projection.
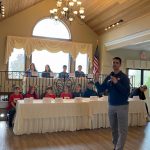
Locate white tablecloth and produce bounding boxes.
[13,98,147,135]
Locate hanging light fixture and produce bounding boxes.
[50,0,85,23]
[0,1,5,18]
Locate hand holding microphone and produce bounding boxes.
[110,76,118,84]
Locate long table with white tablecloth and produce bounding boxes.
[13,98,147,135]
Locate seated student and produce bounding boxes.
[60,85,72,99]
[130,85,149,119]
[72,84,83,98]
[59,65,69,79]
[42,86,56,99]
[24,86,39,99]
[42,65,53,78]
[25,63,38,77]
[75,65,85,77]
[7,86,23,127]
[83,81,98,97]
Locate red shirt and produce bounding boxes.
[7,93,23,110]
[44,93,56,99]
[24,93,38,99]
[60,92,72,99]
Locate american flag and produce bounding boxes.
[93,45,99,74]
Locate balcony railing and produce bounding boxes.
[0,71,134,101]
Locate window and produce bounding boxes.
[128,69,141,87]
[128,69,150,88]
[8,48,25,79]
[75,53,88,74]
[143,70,150,87]
[32,18,71,74]
[32,50,70,73]
[33,18,71,40]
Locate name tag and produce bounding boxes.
[75,97,82,102]
[43,97,52,103]
[90,96,98,101]
[24,98,33,103]
[133,96,140,100]
[55,98,63,103]
[64,97,70,99]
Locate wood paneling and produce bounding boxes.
[0,0,150,35]
[0,122,150,150]
[82,0,150,34]
[1,0,43,19]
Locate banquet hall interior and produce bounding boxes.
[0,0,150,150]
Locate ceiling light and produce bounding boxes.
[50,0,85,23]
[104,19,124,31]
[0,1,5,18]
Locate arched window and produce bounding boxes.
[33,18,71,40]
[32,18,71,73]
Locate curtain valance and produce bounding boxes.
[6,36,93,64]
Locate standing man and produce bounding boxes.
[94,57,130,150]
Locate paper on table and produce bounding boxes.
[55,98,63,103]
[24,98,33,103]
[43,97,53,103]
[75,97,82,102]
[90,96,98,101]
[133,96,140,101]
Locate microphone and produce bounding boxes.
[109,72,114,79]
[107,72,114,85]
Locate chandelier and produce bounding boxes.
[50,0,85,23]
[0,1,5,18]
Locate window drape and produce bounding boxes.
[6,36,93,65]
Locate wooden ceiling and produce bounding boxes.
[82,0,150,34]
[1,0,43,18]
[0,0,150,35]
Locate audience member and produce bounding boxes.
[7,86,23,127]
[75,65,85,77]
[25,63,38,77]
[42,65,53,78]
[42,86,56,99]
[60,85,72,99]
[130,85,147,100]
[59,65,69,79]
[130,85,149,119]
[72,84,83,98]
[24,86,39,99]
[83,81,97,97]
